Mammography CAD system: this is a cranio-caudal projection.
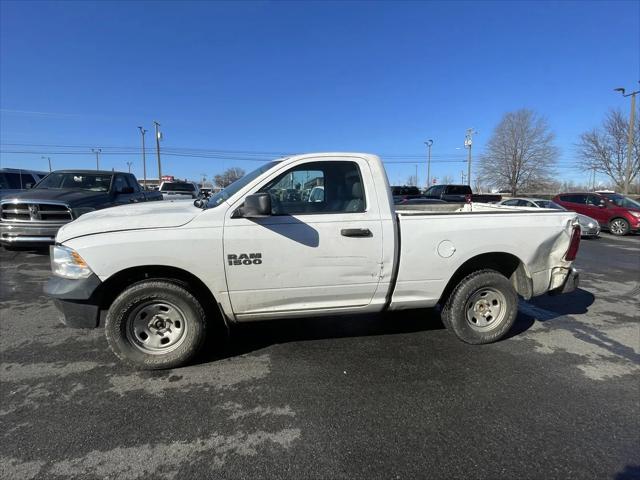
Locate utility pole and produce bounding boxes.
[425,139,433,188]
[614,86,639,194]
[138,126,148,189]
[415,164,418,187]
[126,161,133,173]
[460,170,466,184]
[41,156,52,172]
[92,148,102,170]
[464,129,476,186]
[153,120,162,181]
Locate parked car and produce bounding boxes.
[391,185,423,203]
[44,152,580,370]
[499,198,600,238]
[424,184,502,203]
[159,181,200,199]
[0,168,48,199]
[552,192,640,236]
[0,170,163,247]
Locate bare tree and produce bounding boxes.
[480,109,558,195]
[214,167,245,188]
[406,175,417,186]
[441,175,454,184]
[576,108,640,192]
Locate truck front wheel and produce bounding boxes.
[105,280,207,370]
[441,269,518,344]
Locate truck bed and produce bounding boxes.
[394,202,538,215]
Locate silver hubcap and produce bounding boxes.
[126,301,187,354]
[466,288,506,331]
[610,220,626,235]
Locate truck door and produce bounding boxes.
[222,159,383,318]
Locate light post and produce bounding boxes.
[126,161,133,173]
[614,85,639,194]
[464,129,477,186]
[92,148,102,170]
[138,126,148,189]
[153,121,162,181]
[424,139,433,188]
[41,156,52,172]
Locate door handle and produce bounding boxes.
[341,228,372,238]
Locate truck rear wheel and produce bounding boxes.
[105,280,207,370]
[441,269,518,344]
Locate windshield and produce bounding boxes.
[36,172,113,192]
[207,161,281,208]
[601,193,640,209]
[536,200,565,210]
[162,182,195,192]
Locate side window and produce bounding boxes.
[259,161,365,215]
[562,194,584,204]
[503,199,519,206]
[125,174,141,192]
[113,175,129,193]
[585,194,600,206]
[2,172,24,189]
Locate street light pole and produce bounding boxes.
[126,161,133,173]
[153,121,162,181]
[92,148,102,170]
[41,156,52,172]
[138,126,148,189]
[614,86,639,194]
[464,129,476,187]
[425,139,433,188]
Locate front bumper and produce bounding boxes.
[0,222,66,246]
[44,274,103,328]
[549,267,579,296]
[581,225,600,237]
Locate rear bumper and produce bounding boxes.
[549,267,579,295]
[44,274,103,328]
[0,222,65,246]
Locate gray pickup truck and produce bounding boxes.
[0,170,163,247]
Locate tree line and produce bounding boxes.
[211,105,640,196]
[479,107,640,195]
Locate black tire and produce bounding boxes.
[441,269,518,344]
[105,280,207,370]
[608,218,630,236]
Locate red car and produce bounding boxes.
[553,192,640,236]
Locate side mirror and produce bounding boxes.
[117,186,134,194]
[242,193,271,217]
[599,200,606,208]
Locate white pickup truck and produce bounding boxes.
[45,153,580,369]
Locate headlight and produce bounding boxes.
[588,222,595,228]
[50,245,93,279]
[72,207,96,219]
[630,211,640,218]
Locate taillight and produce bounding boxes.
[564,225,581,261]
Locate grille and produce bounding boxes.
[1,203,73,223]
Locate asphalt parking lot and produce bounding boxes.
[1,234,638,480]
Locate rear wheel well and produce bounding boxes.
[97,266,225,327]
[438,252,531,305]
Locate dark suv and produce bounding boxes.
[553,192,640,236]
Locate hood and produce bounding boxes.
[57,200,201,243]
[2,188,109,207]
